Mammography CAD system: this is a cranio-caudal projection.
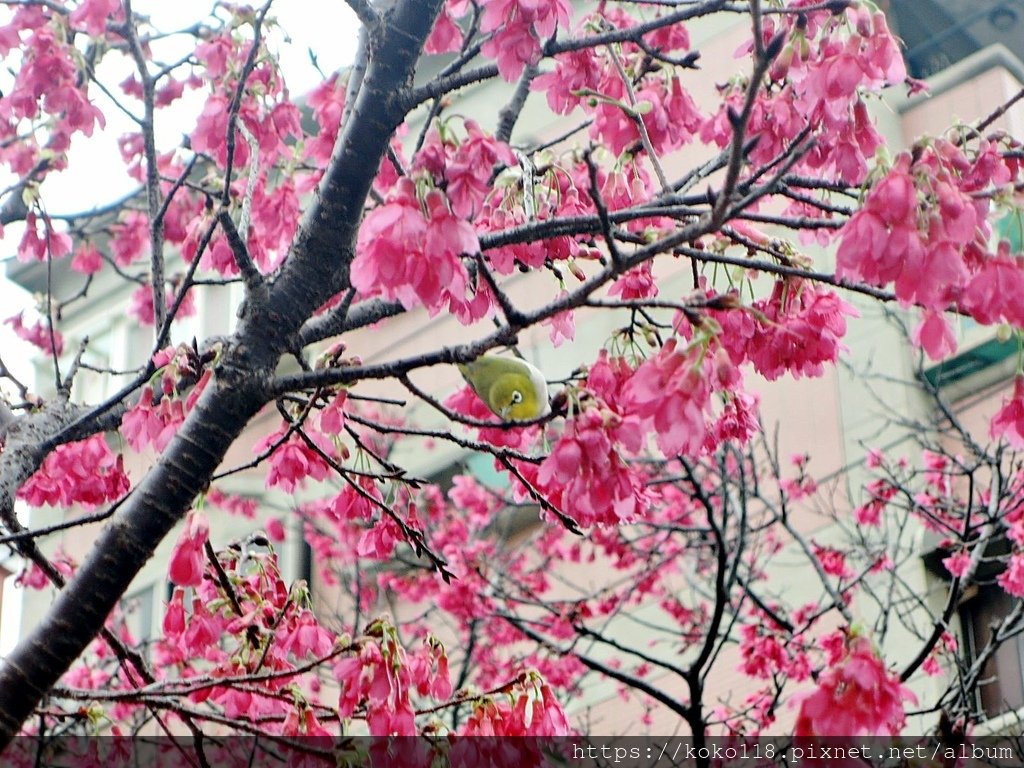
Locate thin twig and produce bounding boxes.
[216,208,264,294]
[120,0,167,333]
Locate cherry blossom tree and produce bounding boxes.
[0,0,1023,758]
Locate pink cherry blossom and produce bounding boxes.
[279,610,335,660]
[609,262,657,299]
[255,428,332,493]
[442,120,515,218]
[69,0,122,37]
[351,180,476,315]
[167,511,209,587]
[71,242,103,274]
[18,435,129,508]
[111,211,150,266]
[544,304,575,347]
[532,48,603,114]
[813,545,851,579]
[16,549,74,590]
[5,311,63,356]
[162,587,186,638]
[942,551,972,579]
[194,35,235,80]
[912,311,957,361]
[206,488,258,519]
[998,552,1024,598]
[479,0,572,81]
[425,5,463,54]
[746,282,857,381]
[962,250,1024,328]
[265,517,286,542]
[121,387,183,452]
[837,157,918,284]
[991,376,1024,448]
[17,213,72,263]
[794,634,915,736]
[190,94,256,168]
[623,337,711,457]
[126,283,196,326]
[4,0,1024,746]
[537,407,649,526]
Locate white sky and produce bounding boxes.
[0,1,359,654]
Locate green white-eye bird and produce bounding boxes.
[458,355,550,422]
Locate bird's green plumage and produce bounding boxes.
[458,356,550,422]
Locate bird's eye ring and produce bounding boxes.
[511,390,523,404]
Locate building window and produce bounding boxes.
[887,0,1024,79]
[925,536,1024,720]
[959,584,1024,718]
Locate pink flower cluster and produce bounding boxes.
[462,676,571,736]
[532,345,749,526]
[704,5,904,185]
[688,281,853,386]
[710,281,857,381]
[999,552,1024,598]
[855,476,897,527]
[303,73,346,168]
[187,32,302,171]
[623,337,712,456]
[18,434,129,509]
[537,406,647,527]
[791,7,904,179]
[335,620,451,735]
[4,310,63,356]
[534,8,701,156]
[16,548,75,590]
[739,622,811,682]
[158,545,343,726]
[121,348,212,453]
[991,375,1024,448]
[477,172,593,281]
[794,634,915,736]
[756,284,854,379]
[16,213,73,263]
[351,179,479,315]
[415,120,516,219]
[302,482,382,582]
[481,0,572,81]
[68,0,122,37]
[426,0,574,82]
[126,283,197,326]
[0,9,105,156]
[167,510,209,587]
[256,428,332,493]
[838,140,1023,359]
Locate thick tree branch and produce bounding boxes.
[495,63,538,145]
[297,297,404,348]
